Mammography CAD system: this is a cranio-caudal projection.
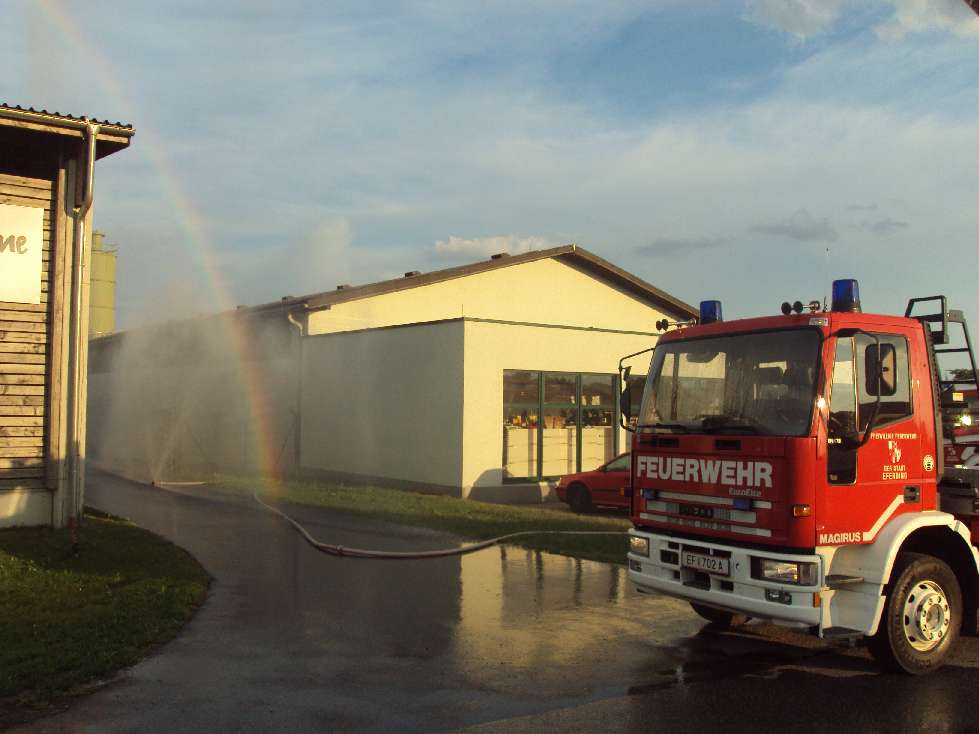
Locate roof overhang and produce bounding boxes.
[0,104,134,159]
[291,244,697,319]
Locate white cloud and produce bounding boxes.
[743,0,846,41]
[744,0,979,41]
[876,0,979,39]
[432,235,561,260]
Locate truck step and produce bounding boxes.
[825,574,865,588]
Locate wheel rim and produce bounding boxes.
[902,579,951,652]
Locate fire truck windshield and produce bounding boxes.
[638,328,822,436]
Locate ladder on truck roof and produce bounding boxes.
[906,296,979,490]
[906,295,979,392]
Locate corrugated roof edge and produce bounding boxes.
[251,243,697,319]
[91,245,696,347]
[0,103,133,131]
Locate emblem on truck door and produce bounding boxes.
[888,440,902,465]
[923,454,935,472]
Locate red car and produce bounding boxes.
[555,453,632,513]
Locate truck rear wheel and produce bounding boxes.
[690,602,749,628]
[869,552,962,675]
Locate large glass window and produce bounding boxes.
[503,370,619,481]
[639,329,821,436]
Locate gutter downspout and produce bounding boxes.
[65,122,99,528]
[286,310,306,474]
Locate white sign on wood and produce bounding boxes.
[0,203,43,305]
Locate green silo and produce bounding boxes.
[89,231,117,338]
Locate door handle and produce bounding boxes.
[903,485,920,503]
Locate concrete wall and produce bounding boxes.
[307,258,664,336]
[300,320,465,491]
[461,319,658,501]
[0,488,51,527]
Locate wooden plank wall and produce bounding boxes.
[0,173,53,493]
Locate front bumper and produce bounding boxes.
[628,528,824,628]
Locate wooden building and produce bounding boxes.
[0,104,133,527]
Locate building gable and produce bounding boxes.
[306,256,683,335]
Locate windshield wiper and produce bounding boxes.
[637,422,690,433]
[699,414,770,435]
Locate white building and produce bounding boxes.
[89,245,695,502]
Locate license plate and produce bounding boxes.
[679,505,713,519]
[681,551,730,576]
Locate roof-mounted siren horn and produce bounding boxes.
[831,279,861,313]
[699,300,723,324]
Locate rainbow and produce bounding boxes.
[35,0,285,497]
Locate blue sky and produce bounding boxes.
[3,0,979,330]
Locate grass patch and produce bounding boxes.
[216,475,631,564]
[0,513,209,717]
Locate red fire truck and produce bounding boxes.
[620,283,979,674]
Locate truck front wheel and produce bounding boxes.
[690,602,749,628]
[869,552,962,675]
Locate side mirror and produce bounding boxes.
[620,382,632,424]
[618,348,654,433]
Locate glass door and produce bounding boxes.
[580,373,615,470]
[541,372,577,477]
[503,370,539,479]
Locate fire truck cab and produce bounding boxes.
[622,283,979,674]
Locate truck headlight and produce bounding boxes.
[629,536,650,557]
[752,558,818,586]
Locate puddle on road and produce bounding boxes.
[446,545,727,698]
[250,534,872,703]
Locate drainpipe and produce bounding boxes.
[286,310,305,473]
[65,122,99,527]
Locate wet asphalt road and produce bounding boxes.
[15,473,979,733]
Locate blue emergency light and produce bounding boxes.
[699,300,723,324]
[831,279,861,313]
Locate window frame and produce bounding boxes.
[502,370,621,483]
[827,332,914,486]
[857,333,913,433]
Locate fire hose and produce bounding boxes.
[250,488,628,560]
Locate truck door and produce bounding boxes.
[821,331,922,545]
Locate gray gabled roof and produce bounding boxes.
[255,244,697,319]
